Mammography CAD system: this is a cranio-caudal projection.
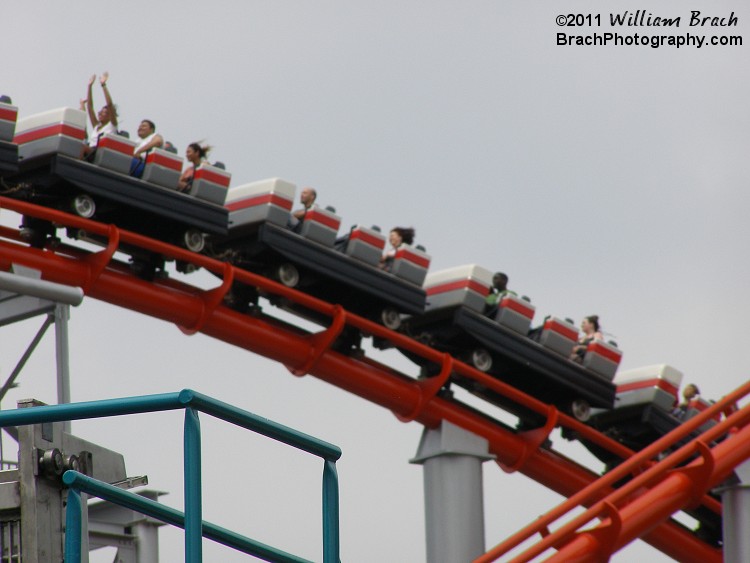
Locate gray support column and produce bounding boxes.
[0,266,83,433]
[54,304,72,433]
[411,420,495,563]
[720,459,750,563]
[133,519,161,563]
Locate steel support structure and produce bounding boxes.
[411,420,494,563]
[721,485,750,563]
[0,266,83,432]
[720,459,750,563]
[55,303,72,432]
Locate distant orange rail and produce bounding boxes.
[479,387,749,561]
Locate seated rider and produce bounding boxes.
[671,383,700,419]
[178,142,211,192]
[484,272,517,315]
[129,119,164,178]
[288,187,317,232]
[380,227,415,272]
[570,315,603,363]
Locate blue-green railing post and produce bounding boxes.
[64,470,314,563]
[322,460,340,563]
[64,486,83,563]
[0,390,338,562]
[185,407,203,562]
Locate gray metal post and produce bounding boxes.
[0,267,83,433]
[133,519,161,563]
[88,489,164,563]
[720,459,750,563]
[55,304,72,433]
[0,269,84,306]
[411,420,495,563]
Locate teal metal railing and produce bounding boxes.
[0,389,341,562]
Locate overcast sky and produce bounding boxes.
[2,1,749,561]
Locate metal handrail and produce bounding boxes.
[64,471,312,563]
[0,389,340,563]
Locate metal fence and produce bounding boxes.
[0,389,341,563]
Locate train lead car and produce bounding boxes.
[0,105,428,329]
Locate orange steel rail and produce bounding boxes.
[547,404,750,562]
[478,388,749,561]
[0,197,729,562]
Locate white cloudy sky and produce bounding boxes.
[1,1,749,561]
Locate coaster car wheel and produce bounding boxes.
[276,263,300,288]
[72,194,96,218]
[380,307,402,330]
[470,348,493,372]
[570,399,591,422]
[183,229,206,253]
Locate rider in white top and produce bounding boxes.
[81,72,118,156]
[129,119,165,177]
[133,120,164,160]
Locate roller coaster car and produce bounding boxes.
[572,364,685,467]
[577,365,723,464]
[0,97,18,174]
[1,106,429,328]
[570,364,725,547]
[398,265,618,427]
[1,108,230,274]
[214,178,428,329]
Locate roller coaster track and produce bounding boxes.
[1,195,748,562]
[479,388,750,562]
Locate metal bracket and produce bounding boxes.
[395,353,453,423]
[179,262,235,335]
[288,305,347,377]
[501,404,559,474]
[82,223,120,293]
[672,440,716,509]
